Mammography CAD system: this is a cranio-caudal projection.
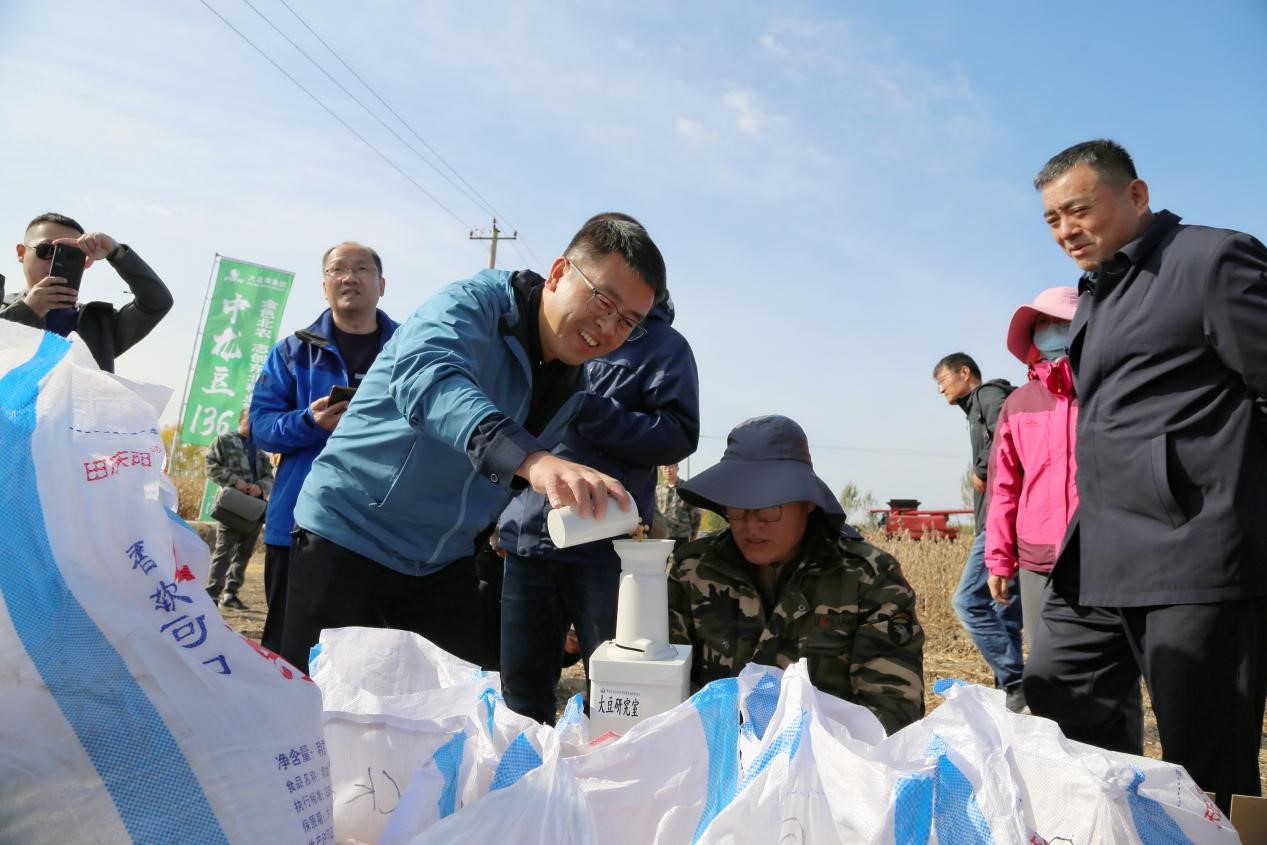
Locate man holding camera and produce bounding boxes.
[248,241,398,654]
[3,212,172,372]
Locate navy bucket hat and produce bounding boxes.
[678,415,845,531]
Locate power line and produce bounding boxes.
[272,0,550,271]
[197,0,474,232]
[241,0,499,224]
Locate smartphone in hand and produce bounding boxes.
[49,244,87,291]
[328,385,357,405]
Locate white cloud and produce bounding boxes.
[674,116,709,143]
[722,89,762,136]
[759,33,786,55]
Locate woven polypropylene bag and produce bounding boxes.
[0,324,330,844]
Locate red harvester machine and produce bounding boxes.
[869,499,972,541]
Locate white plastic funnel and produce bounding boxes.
[612,538,676,661]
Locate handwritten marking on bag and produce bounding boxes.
[346,767,402,815]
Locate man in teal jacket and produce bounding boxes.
[283,213,667,673]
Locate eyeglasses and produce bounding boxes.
[568,259,646,341]
[25,241,56,260]
[323,264,378,279]
[723,505,784,524]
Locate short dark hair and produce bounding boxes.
[1034,139,1138,190]
[322,241,383,275]
[564,212,667,305]
[26,212,85,236]
[933,352,980,380]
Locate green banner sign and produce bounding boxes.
[180,257,294,448]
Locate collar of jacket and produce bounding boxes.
[956,381,989,416]
[1080,209,1182,295]
[501,270,547,362]
[1029,356,1074,396]
[294,307,395,349]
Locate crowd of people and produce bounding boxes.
[6,138,1265,811]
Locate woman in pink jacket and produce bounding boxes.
[985,287,1079,644]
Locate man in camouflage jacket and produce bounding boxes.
[205,409,274,609]
[669,415,924,734]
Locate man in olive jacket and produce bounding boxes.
[667,415,924,735]
[1028,139,1267,808]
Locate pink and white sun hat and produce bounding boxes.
[1007,286,1080,363]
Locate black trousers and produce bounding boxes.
[1118,599,1267,807]
[1027,558,1267,809]
[279,529,482,676]
[1024,578,1145,755]
[260,543,290,654]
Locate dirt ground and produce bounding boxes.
[219,543,1266,783]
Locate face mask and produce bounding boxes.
[1033,322,1070,361]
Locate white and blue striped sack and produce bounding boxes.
[315,627,597,844]
[309,626,501,845]
[882,678,1241,844]
[702,662,1241,844]
[0,324,330,845]
[395,702,598,845]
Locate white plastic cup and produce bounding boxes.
[546,497,640,548]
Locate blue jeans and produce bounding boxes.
[500,552,621,724]
[952,531,1024,689]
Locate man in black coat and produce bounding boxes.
[1027,139,1267,809]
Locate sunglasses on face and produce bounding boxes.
[27,241,57,260]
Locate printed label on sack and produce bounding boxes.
[275,738,334,843]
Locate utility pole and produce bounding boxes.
[469,218,517,269]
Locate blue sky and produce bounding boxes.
[2,1,1264,515]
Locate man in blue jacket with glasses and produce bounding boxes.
[249,241,399,654]
[282,214,667,674]
[497,294,699,723]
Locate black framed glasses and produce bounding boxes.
[569,259,647,341]
[26,241,56,260]
[723,505,784,523]
[323,264,378,279]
